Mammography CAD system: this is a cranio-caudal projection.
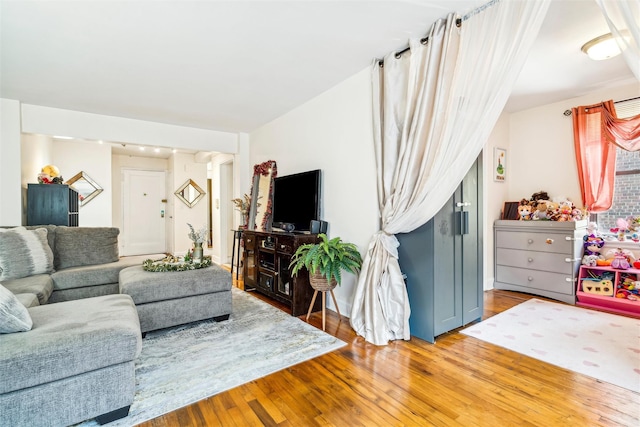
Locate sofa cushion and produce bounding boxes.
[14,293,39,308]
[2,274,54,305]
[51,257,145,290]
[0,284,33,333]
[0,227,54,281]
[0,294,142,394]
[54,227,119,270]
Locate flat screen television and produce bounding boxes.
[272,169,321,233]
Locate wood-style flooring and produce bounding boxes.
[138,278,640,427]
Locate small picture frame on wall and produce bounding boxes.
[494,147,506,182]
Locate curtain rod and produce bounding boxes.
[377,18,462,67]
[376,0,500,67]
[563,96,640,116]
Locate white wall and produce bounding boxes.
[250,68,379,315]
[509,82,639,204]
[1,99,22,226]
[171,153,209,255]
[52,140,113,226]
[21,104,238,154]
[483,113,511,290]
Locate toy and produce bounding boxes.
[609,247,632,270]
[518,204,533,221]
[581,254,599,266]
[581,270,615,296]
[532,200,551,220]
[616,272,640,301]
[582,235,605,265]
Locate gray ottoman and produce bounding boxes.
[119,264,232,333]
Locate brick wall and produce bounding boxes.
[596,148,640,232]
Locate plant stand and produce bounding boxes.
[306,274,341,331]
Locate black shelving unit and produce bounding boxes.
[27,184,79,226]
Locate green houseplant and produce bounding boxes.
[290,233,363,290]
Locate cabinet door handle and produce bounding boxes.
[527,276,534,281]
[528,258,533,262]
[527,239,534,244]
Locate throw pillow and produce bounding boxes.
[0,284,33,333]
[55,227,120,270]
[0,227,55,281]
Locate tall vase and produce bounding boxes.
[193,242,203,262]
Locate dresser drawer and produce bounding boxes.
[495,248,578,275]
[496,265,575,295]
[496,230,574,254]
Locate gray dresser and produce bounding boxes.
[494,219,587,304]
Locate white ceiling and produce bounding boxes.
[1,0,637,136]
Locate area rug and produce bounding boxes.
[79,288,346,426]
[461,299,640,393]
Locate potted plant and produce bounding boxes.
[290,233,363,291]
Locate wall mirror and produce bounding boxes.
[175,179,206,208]
[66,171,103,206]
[248,160,277,230]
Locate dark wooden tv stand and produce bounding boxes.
[242,230,321,316]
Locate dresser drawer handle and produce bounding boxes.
[546,238,554,244]
[527,239,534,244]
[528,276,534,281]
[528,258,533,262]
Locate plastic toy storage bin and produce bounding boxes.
[577,265,640,318]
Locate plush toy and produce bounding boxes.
[518,204,533,221]
[533,200,551,220]
[581,254,599,267]
[609,247,634,270]
[582,235,605,265]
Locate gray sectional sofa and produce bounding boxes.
[0,225,149,426]
[1,224,233,426]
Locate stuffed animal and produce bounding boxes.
[581,254,599,267]
[518,204,533,221]
[533,200,551,220]
[582,235,605,265]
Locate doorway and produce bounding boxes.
[219,161,234,265]
[121,169,167,256]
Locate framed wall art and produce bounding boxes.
[494,147,506,182]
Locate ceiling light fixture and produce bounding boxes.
[581,33,622,60]
[53,135,73,140]
[154,148,160,153]
[139,147,145,151]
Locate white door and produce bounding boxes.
[122,169,167,256]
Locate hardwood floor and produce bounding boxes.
[138,279,639,427]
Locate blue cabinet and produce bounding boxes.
[397,156,483,343]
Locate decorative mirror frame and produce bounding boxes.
[66,171,103,206]
[247,160,277,231]
[174,179,206,208]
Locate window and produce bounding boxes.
[593,98,640,232]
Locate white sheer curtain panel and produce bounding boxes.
[350,0,550,346]
[595,0,640,80]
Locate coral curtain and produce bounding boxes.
[349,0,550,346]
[595,0,640,80]
[573,100,640,212]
